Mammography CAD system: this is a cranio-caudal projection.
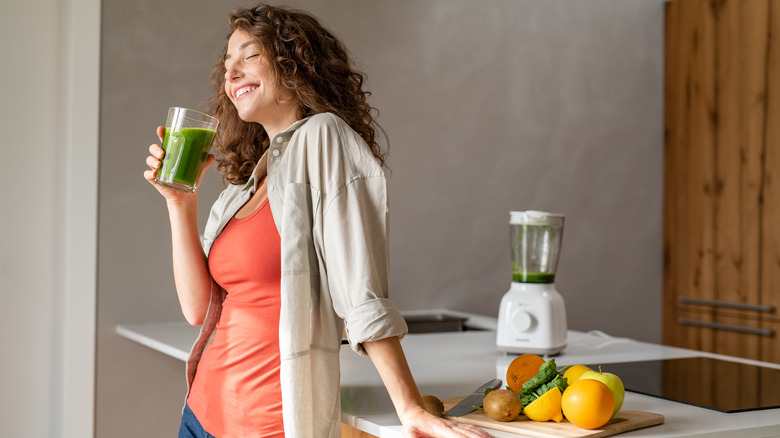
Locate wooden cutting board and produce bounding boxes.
[442,397,664,438]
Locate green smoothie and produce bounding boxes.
[157,127,216,191]
[512,272,556,283]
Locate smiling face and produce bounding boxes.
[223,29,299,137]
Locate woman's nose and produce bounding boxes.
[225,60,242,81]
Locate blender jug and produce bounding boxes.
[510,211,564,284]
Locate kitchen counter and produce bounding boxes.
[117,314,780,438]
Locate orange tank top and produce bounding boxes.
[187,197,284,437]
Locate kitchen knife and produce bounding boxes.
[446,378,503,417]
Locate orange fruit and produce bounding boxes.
[523,387,563,423]
[561,379,615,429]
[562,364,592,384]
[506,353,546,392]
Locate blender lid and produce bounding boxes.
[510,210,564,225]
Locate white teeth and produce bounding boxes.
[236,86,257,98]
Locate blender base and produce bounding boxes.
[496,282,567,356]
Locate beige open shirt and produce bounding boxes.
[187,113,408,437]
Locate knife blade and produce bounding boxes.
[446,378,503,417]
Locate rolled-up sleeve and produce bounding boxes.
[344,298,407,353]
[321,175,407,354]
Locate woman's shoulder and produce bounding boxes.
[290,113,383,178]
[294,112,366,154]
[299,112,352,137]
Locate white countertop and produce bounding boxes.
[117,315,780,438]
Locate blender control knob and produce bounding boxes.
[511,309,533,332]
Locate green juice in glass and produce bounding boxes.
[156,127,216,191]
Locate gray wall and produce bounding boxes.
[98,0,665,436]
[3,0,65,436]
[3,1,99,436]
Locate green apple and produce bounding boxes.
[580,367,625,418]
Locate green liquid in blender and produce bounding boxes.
[513,272,556,283]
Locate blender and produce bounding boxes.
[496,210,567,355]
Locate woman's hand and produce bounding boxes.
[363,337,494,438]
[143,126,215,205]
[400,406,493,438]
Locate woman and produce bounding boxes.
[144,4,493,438]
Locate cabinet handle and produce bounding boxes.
[678,296,774,313]
[677,317,773,336]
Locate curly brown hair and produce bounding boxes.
[206,3,387,185]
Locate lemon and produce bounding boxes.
[563,364,593,384]
[523,387,563,422]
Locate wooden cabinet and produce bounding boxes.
[664,0,780,364]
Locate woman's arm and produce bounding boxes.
[363,337,494,438]
[164,196,213,325]
[144,126,214,325]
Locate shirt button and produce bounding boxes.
[268,184,275,192]
[272,149,280,157]
[276,137,283,144]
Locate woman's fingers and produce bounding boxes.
[149,143,164,159]
[156,126,165,142]
[145,143,163,183]
[144,137,166,189]
[146,154,161,170]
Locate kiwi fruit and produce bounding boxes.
[422,395,444,417]
[483,389,522,422]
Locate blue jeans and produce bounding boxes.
[179,404,216,438]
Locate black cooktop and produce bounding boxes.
[584,357,780,413]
